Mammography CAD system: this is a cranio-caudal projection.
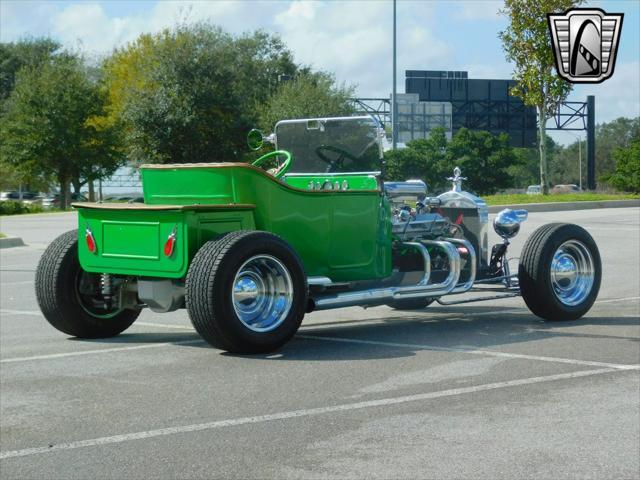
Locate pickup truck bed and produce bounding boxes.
[73,202,256,278]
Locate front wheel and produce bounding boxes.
[35,230,141,338]
[186,231,307,353]
[518,223,601,321]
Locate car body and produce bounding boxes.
[552,184,581,194]
[42,193,88,209]
[35,116,602,353]
[0,191,42,204]
[526,185,541,195]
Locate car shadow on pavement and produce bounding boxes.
[68,331,204,345]
[67,311,638,362]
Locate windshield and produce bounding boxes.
[274,116,382,174]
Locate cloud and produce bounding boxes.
[575,61,640,124]
[0,1,57,42]
[1,0,637,124]
[2,1,275,54]
[453,1,503,21]
[51,3,138,52]
[275,1,449,96]
[0,1,462,96]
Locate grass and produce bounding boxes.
[483,192,640,206]
[0,233,6,239]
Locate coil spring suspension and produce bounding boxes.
[100,274,113,309]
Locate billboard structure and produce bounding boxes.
[395,94,452,144]
[404,70,537,148]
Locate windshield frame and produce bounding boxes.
[273,116,384,175]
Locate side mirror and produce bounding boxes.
[247,129,264,151]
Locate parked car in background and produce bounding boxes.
[42,193,88,209]
[104,196,139,203]
[526,185,541,195]
[0,191,42,204]
[552,184,581,194]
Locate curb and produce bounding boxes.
[488,199,640,214]
[0,236,26,249]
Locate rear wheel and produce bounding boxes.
[35,230,140,338]
[186,231,307,353]
[518,223,601,321]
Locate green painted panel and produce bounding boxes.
[142,165,391,281]
[143,167,235,205]
[102,221,160,259]
[78,209,188,278]
[93,164,392,282]
[77,207,257,279]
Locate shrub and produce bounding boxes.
[607,137,640,193]
[0,201,44,215]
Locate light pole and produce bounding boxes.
[565,131,583,191]
[392,0,397,149]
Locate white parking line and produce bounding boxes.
[594,296,640,305]
[0,309,41,316]
[0,340,204,364]
[298,335,640,371]
[136,321,193,330]
[459,309,524,316]
[0,367,627,460]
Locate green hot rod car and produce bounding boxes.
[35,116,602,353]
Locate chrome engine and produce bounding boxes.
[309,168,526,311]
[385,180,450,239]
[385,170,489,271]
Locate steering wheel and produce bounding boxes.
[315,145,359,173]
[252,150,292,179]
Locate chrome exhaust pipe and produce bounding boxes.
[445,238,476,294]
[312,240,461,311]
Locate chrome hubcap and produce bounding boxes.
[550,240,594,306]
[232,255,293,332]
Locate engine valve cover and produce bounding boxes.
[392,213,451,240]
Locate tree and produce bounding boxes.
[594,117,640,180]
[607,136,640,193]
[384,128,518,195]
[103,25,301,164]
[258,72,355,132]
[384,128,448,190]
[1,54,123,209]
[0,38,61,104]
[444,128,519,195]
[509,147,540,188]
[499,0,581,194]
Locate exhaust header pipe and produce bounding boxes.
[312,240,461,311]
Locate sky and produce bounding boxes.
[1,0,639,147]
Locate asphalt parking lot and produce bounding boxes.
[1,207,639,480]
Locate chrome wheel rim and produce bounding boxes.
[550,240,595,306]
[232,255,293,332]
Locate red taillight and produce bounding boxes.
[164,226,177,257]
[85,227,97,254]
